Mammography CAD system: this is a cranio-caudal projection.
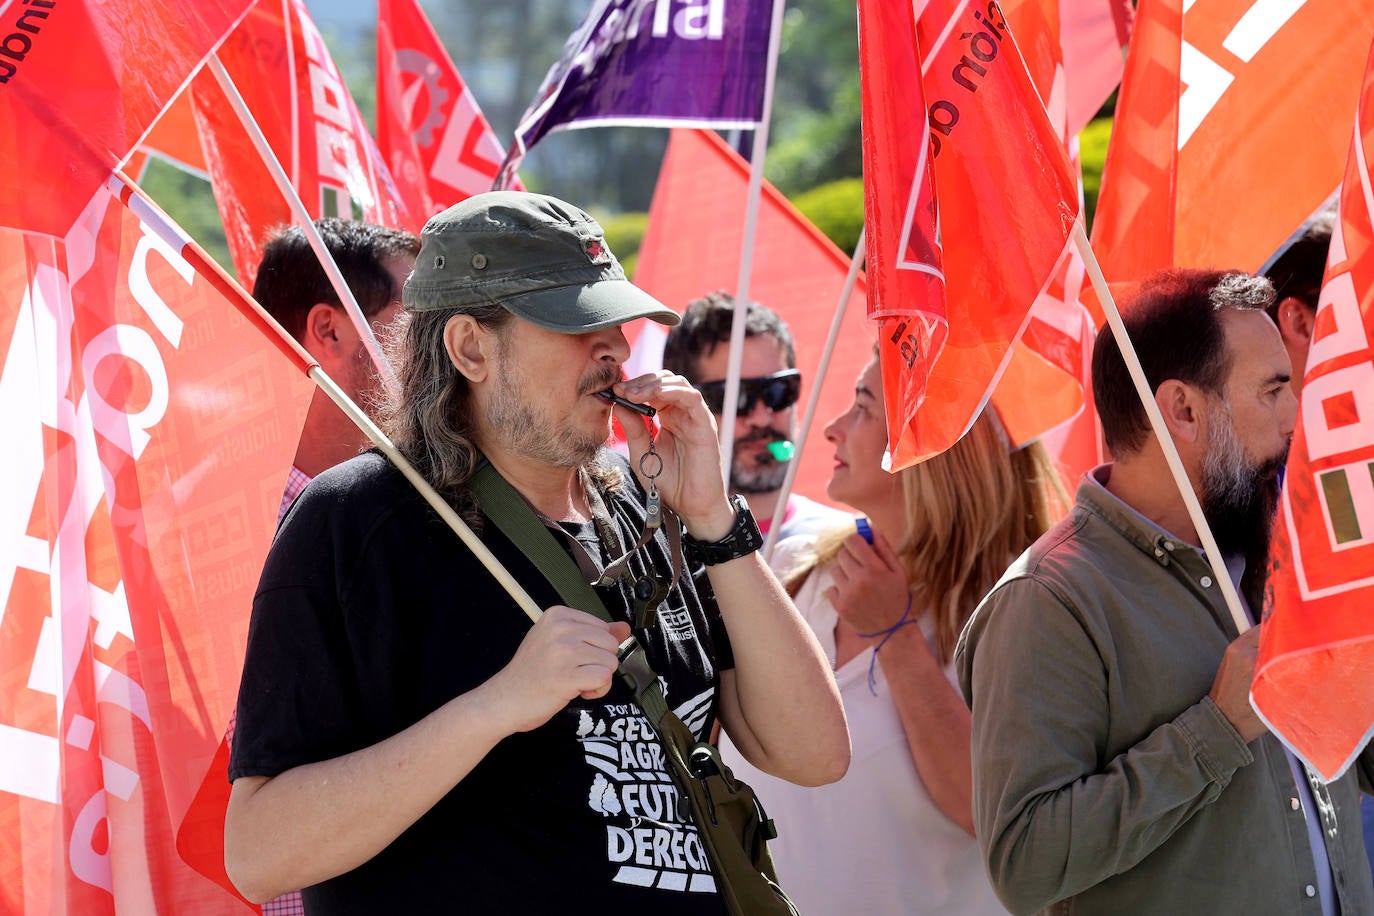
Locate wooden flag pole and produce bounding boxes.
[1072,224,1250,635]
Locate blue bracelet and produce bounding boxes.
[856,595,919,696]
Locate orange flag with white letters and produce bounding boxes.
[1252,37,1374,783]
[860,0,1078,468]
[0,174,312,912]
[1093,0,1374,285]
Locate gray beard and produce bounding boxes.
[487,369,604,469]
[1200,404,1284,560]
[731,458,787,494]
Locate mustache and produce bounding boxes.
[735,427,790,448]
[579,365,623,397]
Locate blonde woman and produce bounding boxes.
[722,353,1064,915]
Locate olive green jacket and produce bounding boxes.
[956,473,1374,916]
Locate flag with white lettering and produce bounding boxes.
[1092,0,1374,285]
[192,0,414,284]
[0,0,253,238]
[497,0,777,185]
[860,0,1078,468]
[1252,37,1374,783]
[377,0,517,220]
[0,175,312,912]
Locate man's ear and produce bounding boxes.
[302,302,350,357]
[1275,296,1315,346]
[1155,378,1205,446]
[444,314,495,383]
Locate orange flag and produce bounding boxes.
[860,0,1078,468]
[998,0,1105,478]
[1093,0,1374,285]
[631,128,871,506]
[0,0,253,238]
[377,0,517,220]
[1061,0,1133,137]
[1252,38,1374,782]
[0,175,312,913]
[191,0,415,284]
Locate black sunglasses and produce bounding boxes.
[695,369,802,415]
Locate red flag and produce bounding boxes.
[0,177,312,911]
[993,0,1103,465]
[0,1,253,238]
[860,0,1078,468]
[631,129,871,506]
[1093,0,1374,286]
[137,93,211,178]
[1252,38,1374,782]
[377,0,516,220]
[192,0,415,284]
[1061,0,1133,137]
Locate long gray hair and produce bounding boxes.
[377,304,624,524]
[378,304,511,524]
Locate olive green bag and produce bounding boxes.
[470,465,799,916]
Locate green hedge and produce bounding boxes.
[1080,117,1112,230]
[791,178,864,255]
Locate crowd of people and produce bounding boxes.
[220,190,1368,916]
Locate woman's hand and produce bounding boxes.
[824,528,914,634]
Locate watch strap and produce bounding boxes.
[683,495,763,567]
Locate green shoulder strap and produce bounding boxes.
[467,462,671,726]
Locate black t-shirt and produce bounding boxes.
[230,451,734,914]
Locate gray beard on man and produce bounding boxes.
[486,359,611,469]
[1199,403,1286,570]
[730,428,790,494]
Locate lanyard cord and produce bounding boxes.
[528,466,683,629]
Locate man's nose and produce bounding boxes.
[741,394,775,425]
[594,325,631,364]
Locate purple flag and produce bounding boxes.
[497,0,776,185]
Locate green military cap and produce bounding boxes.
[403,190,680,332]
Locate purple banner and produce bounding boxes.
[499,0,776,182]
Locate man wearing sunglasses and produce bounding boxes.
[663,292,851,553]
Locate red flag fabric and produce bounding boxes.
[192,0,415,284]
[859,0,1078,469]
[1252,39,1374,782]
[994,0,1102,465]
[1093,0,1374,286]
[1061,0,1133,137]
[631,128,870,506]
[137,93,211,178]
[377,0,516,220]
[0,177,312,912]
[0,1,253,238]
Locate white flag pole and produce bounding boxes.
[1073,224,1249,634]
[718,0,787,477]
[207,54,401,402]
[763,229,866,559]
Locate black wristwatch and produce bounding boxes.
[683,495,764,567]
